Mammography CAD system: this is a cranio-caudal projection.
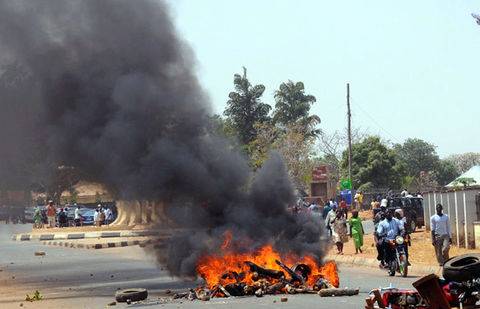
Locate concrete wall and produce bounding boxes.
[423,189,480,248]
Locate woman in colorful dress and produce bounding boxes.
[349,210,365,254]
[332,210,348,254]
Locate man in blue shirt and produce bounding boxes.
[376,209,405,266]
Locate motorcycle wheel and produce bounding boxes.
[388,261,396,276]
[399,254,408,277]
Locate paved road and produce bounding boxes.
[0,223,418,309]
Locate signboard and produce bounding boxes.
[340,179,352,190]
[312,166,328,182]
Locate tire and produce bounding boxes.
[388,261,396,276]
[115,288,148,303]
[443,254,480,282]
[399,254,408,277]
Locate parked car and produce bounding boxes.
[79,209,95,225]
[24,206,37,223]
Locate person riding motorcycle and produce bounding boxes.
[376,209,405,267]
[373,206,387,264]
[394,209,411,264]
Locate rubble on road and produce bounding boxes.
[34,251,46,256]
[25,290,42,302]
[365,253,480,308]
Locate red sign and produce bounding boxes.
[312,166,328,182]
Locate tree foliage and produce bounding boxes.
[394,138,439,177]
[224,67,271,145]
[341,136,402,189]
[444,152,480,174]
[434,159,459,186]
[273,80,320,137]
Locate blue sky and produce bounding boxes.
[167,0,480,157]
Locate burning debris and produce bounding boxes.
[169,233,352,301]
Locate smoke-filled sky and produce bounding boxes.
[0,0,325,277]
[169,0,480,157]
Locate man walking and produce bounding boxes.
[431,204,451,266]
[46,201,56,228]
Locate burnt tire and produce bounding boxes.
[115,288,148,303]
[443,254,480,282]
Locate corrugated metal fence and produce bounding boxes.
[423,188,480,248]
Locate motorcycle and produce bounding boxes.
[385,235,408,277]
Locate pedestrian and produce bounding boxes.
[325,205,337,237]
[349,210,364,254]
[46,201,56,228]
[332,210,348,254]
[74,207,82,226]
[94,209,100,227]
[322,201,331,220]
[33,206,42,229]
[57,208,68,228]
[380,196,388,208]
[430,203,451,266]
[98,209,106,226]
[339,198,348,218]
[104,207,112,225]
[401,188,408,197]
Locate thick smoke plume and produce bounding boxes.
[0,0,325,276]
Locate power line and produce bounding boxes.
[349,96,401,144]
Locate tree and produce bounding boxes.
[394,138,439,177]
[317,127,368,182]
[444,152,480,174]
[272,80,320,137]
[434,159,459,186]
[224,67,271,145]
[274,125,316,190]
[341,136,402,189]
[249,123,315,190]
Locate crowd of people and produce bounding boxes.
[33,201,114,229]
[304,189,451,268]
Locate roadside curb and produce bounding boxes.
[42,238,155,249]
[12,230,163,241]
[325,254,443,276]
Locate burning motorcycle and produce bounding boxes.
[385,235,408,277]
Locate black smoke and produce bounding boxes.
[0,0,325,276]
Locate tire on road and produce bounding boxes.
[443,254,480,282]
[115,288,148,303]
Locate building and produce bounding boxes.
[308,165,337,204]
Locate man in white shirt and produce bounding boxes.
[430,204,451,266]
[380,198,388,207]
[104,207,112,225]
[74,207,81,226]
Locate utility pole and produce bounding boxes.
[347,83,352,189]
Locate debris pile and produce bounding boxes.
[366,253,480,308]
[25,290,42,302]
[169,240,358,301]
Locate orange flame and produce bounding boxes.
[196,242,339,290]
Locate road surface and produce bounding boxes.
[0,223,418,309]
